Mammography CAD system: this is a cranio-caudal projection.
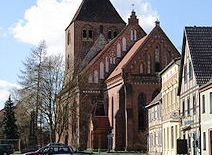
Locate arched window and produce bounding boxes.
[155,46,160,62]
[138,93,147,131]
[94,70,99,83]
[111,97,114,128]
[108,30,112,40]
[105,57,109,73]
[66,54,70,69]
[67,31,70,45]
[122,37,127,51]
[110,57,113,64]
[131,30,134,40]
[88,74,93,83]
[131,29,137,41]
[82,25,93,41]
[155,46,160,72]
[100,62,104,79]
[134,30,137,41]
[112,57,116,64]
[140,63,144,74]
[117,43,121,57]
[147,54,151,74]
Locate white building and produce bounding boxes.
[200,79,212,155]
[178,26,212,155]
[160,58,181,155]
[146,93,162,155]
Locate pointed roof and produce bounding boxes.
[178,27,212,91]
[71,0,125,24]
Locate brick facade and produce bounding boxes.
[57,0,180,151]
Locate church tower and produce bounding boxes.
[64,0,126,83]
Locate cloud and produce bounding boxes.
[11,0,158,55]
[0,80,20,109]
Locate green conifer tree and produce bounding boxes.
[2,96,19,139]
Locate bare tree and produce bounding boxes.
[18,41,64,146]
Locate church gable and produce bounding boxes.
[107,22,180,82]
[81,12,146,84]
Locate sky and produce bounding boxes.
[0,0,212,109]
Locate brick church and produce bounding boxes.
[57,0,180,151]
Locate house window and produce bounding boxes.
[188,135,191,148]
[171,126,174,149]
[202,95,205,113]
[203,132,206,150]
[187,97,190,115]
[184,64,187,83]
[189,61,193,80]
[182,100,185,116]
[138,93,147,131]
[210,92,212,114]
[193,95,196,114]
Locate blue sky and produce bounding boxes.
[0,0,212,109]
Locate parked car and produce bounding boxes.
[0,144,14,155]
[24,143,73,155]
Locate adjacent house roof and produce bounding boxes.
[69,0,125,26]
[145,92,162,109]
[178,27,212,93]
